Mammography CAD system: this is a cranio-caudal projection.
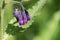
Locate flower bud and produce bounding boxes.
[19,20,24,25]
[14,8,19,17]
[21,7,27,24]
[25,10,30,21]
[18,11,24,25]
[14,8,20,21]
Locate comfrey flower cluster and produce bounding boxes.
[14,6,30,26]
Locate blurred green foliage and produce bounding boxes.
[1,0,60,40]
[0,0,3,40]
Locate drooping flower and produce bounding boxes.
[14,8,19,17]
[25,10,30,21]
[18,10,24,25]
[21,6,27,24]
[14,8,19,21]
[13,6,30,26]
[14,8,24,25]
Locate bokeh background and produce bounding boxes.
[0,0,60,40]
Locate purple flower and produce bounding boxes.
[21,7,27,24]
[13,7,30,26]
[25,10,30,21]
[18,10,24,25]
[19,19,24,25]
[14,8,20,21]
[14,8,24,25]
[14,8,19,17]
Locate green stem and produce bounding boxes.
[0,0,4,40]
